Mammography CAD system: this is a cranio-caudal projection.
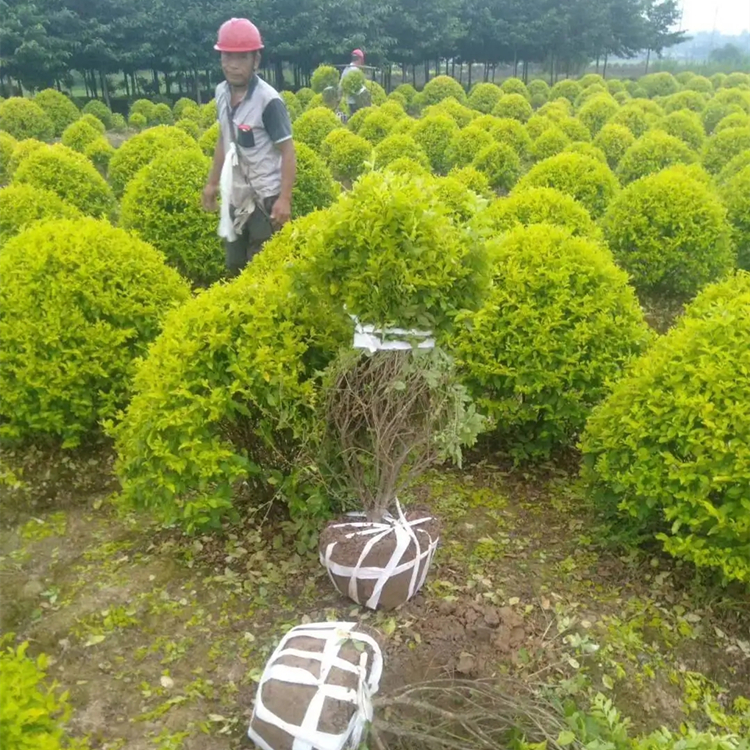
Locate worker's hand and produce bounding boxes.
[202,182,219,212]
[270,196,291,227]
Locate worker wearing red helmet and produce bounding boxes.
[202,18,296,276]
[340,49,366,115]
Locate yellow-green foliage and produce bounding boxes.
[199,121,220,156]
[711,72,729,89]
[724,72,750,89]
[121,149,224,284]
[423,97,477,127]
[558,117,591,141]
[0,131,16,184]
[715,112,750,132]
[0,97,54,141]
[341,69,366,100]
[703,127,750,174]
[281,91,302,122]
[151,102,173,125]
[357,110,397,144]
[481,187,599,239]
[293,143,340,219]
[61,119,101,152]
[515,152,619,217]
[373,133,430,171]
[713,88,750,112]
[0,638,84,750]
[659,109,705,150]
[448,224,650,460]
[490,117,533,159]
[610,103,655,137]
[539,99,574,119]
[702,101,745,134]
[311,65,340,94]
[411,113,459,173]
[430,174,488,223]
[531,127,570,161]
[79,113,105,133]
[685,75,713,94]
[175,118,200,139]
[128,112,147,131]
[34,89,79,136]
[109,125,198,195]
[550,79,582,103]
[639,72,679,98]
[296,88,315,108]
[575,83,608,108]
[492,93,533,122]
[663,90,708,113]
[421,75,467,106]
[0,184,81,246]
[0,218,189,447]
[7,138,44,179]
[446,125,493,169]
[564,142,608,163]
[199,99,217,128]
[579,73,606,89]
[617,130,697,184]
[129,98,157,122]
[384,156,431,177]
[447,165,493,198]
[320,128,372,181]
[293,106,342,150]
[578,94,619,135]
[717,150,750,185]
[468,83,503,113]
[721,165,750,269]
[111,249,351,531]
[472,141,521,191]
[527,79,550,102]
[82,100,113,128]
[603,167,734,300]
[526,115,555,139]
[173,97,198,119]
[501,77,530,100]
[394,83,418,105]
[13,143,116,219]
[594,123,636,169]
[581,273,750,583]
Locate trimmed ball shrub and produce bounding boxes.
[579,73,606,89]
[61,119,101,152]
[421,75,467,106]
[617,130,696,184]
[311,65,340,94]
[447,165,493,198]
[715,112,750,133]
[129,98,157,123]
[515,153,619,217]
[581,274,750,583]
[717,150,750,185]
[365,80,387,106]
[550,79,582,104]
[128,112,147,131]
[539,99,574,119]
[292,143,339,219]
[724,72,750,89]
[34,88,79,135]
[472,142,521,191]
[295,87,315,108]
[109,125,199,195]
[609,103,654,138]
[346,106,373,133]
[526,115,555,140]
[606,79,625,95]
[527,79,550,101]
[659,109,705,151]
[357,110,397,145]
[531,127,570,162]
[662,90,708,114]
[175,118,200,139]
[501,78,530,100]
[13,144,116,219]
[411,113,459,174]
[481,187,599,239]
[394,83,418,105]
[79,113,106,134]
[423,97,476,127]
[82,100,113,129]
[492,93,533,122]
[448,224,651,460]
[111,254,350,531]
[721,165,750,269]
[603,167,735,300]
[84,137,115,174]
[563,142,608,163]
[574,84,608,109]
[373,133,429,171]
[0,184,81,246]
[446,125,493,169]
[152,102,174,125]
[0,218,189,447]
[712,88,750,112]
[281,90,302,122]
[431,174,488,223]
[491,117,533,158]
[468,83,502,114]
[293,106,342,151]
[384,156,431,177]
[121,149,224,284]
[173,97,198,119]
[199,99,217,128]
[686,75,713,94]
[6,138,44,179]
[321,128,372,181]
[199,121,220,156]
[578,94,619,135]
[0,98,54,141]
[110,113,127,133]
[558,117,591,142]
[703,127,750,174]
[0,131,16,185]
[702,101,744,134]
[594,123,636,169]
[639,72,679,98]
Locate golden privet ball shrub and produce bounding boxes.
[0,218,189,447]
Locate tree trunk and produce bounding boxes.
[165,71,172,95]
[596,55,600,74]
[645,48,651,74]
[412,64,417,87]
[274,59,285,90]
[467,62,472,89]
[152,68,160,94]
[90,70,98,98]
[550,54,555,86]
[205,68,211,91]
[424,61,430,84]
[603,54,609,79]
[492,63,497,83]
[513,51,518,77]
[100,70,111,108]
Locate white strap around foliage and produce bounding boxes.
[350,315,435,353]
[248,622,383,750]
[322,500,439,610]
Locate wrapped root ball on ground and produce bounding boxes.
[248,622,382,750]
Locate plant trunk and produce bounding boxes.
[90,70,98,98]
[603,54,609,78]
[194,69,202,104]
[100,70,111,108]
[645,48,651,74]
[152,68,160,94]
[513,51,518,77]
[424,61,430,84]
[468,62,472,88]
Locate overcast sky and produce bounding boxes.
[681,0,750,34]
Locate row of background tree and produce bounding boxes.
[1,0,687,105]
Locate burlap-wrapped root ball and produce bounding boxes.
[248,622,382,750]
[320,504,440,610]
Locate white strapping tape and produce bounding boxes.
[321,500,439,610]
[248,622,383,750]
[349,315,435,353]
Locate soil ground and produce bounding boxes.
[1,447,749,749]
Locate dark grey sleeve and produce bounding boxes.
[263,98,293,143]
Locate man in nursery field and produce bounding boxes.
[202,17,296,277]
[339,49,368,115]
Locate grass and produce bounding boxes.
[1,447,749,749]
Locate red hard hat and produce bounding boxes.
[215,18,264,52]
[352,49,365,60]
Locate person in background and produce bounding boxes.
[202,17,296,277]
[339,49,366,115]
